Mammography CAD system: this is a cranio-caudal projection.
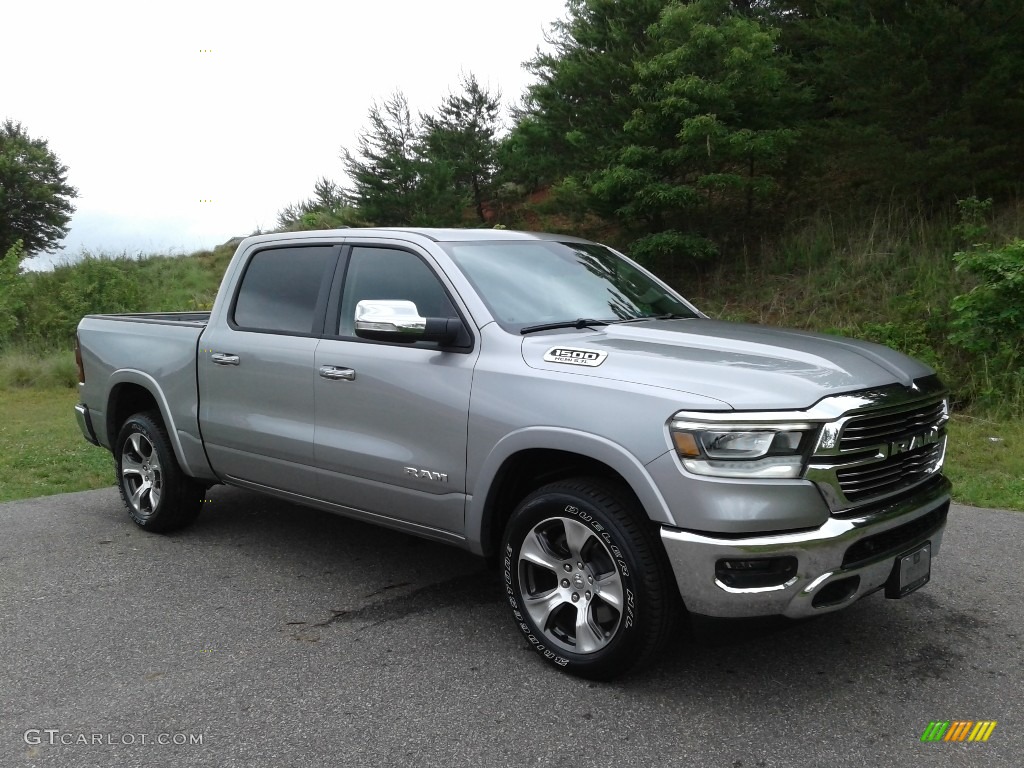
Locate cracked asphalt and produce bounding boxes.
[1,486,1021,767]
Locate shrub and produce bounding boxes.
[0,240,26,345]
[951,239,1024,355]
[949,197,1024,412]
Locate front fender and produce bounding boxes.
[465,426,675,556]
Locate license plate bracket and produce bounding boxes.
[885,541,931,599]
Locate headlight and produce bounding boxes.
[669,419,819,479]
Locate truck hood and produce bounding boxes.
[521,319,934,411]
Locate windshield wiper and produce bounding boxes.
[520,318,610,335]
[611,313,695,324]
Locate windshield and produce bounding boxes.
[441,241,698,331]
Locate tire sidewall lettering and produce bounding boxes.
[504,492,640,670]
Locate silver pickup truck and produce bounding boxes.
[75,228,951,678]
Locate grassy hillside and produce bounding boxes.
[0,241,236,355]
[689,200,1024,414]
[0,207,1022,508]
[3,202,1024,408]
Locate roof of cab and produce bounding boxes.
[237,227,595,247]
[371,228,593,243]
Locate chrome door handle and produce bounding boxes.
[211,353,240,366]
[319,365,355,381]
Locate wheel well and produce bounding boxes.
[107,384,160,443]
[481,449,641,558]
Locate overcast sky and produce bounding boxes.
[2,0,568,269]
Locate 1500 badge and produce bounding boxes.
[543,347,608,367]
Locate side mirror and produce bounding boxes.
[354,300,464,345]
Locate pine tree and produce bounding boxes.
[770,0,1024,201]
[277,177,364,231]
[341,92,424,226]
[420,73,502,223]
[591,0,804,264]
[510,0,668,185]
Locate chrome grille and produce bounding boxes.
[839,400,947,451]
[807,387,949,513]
[836,441,945,502]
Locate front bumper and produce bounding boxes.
[661,476,950,618]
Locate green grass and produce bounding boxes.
[946,414,1024,510]
[0,348,78,389]
[0,387,114,502]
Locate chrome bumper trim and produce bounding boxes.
[661,476,950,618]
[75,404,100,446]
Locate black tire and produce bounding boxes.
[501,477,679,679]
[115,411,203,533]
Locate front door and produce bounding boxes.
[313,244,477,535]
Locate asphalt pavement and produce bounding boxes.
[1,486,1020,768]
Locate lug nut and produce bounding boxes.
[563,564,572,572]
[585,591,591,600]
[571,593,580,602]
[577,562,583,569]
[561,579,570,588]
[587,576,593,584]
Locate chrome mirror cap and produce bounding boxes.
[354,300,426,337]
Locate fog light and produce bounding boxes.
[715,557,798,589]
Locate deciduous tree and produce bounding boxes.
[0,120,78,261]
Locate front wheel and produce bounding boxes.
[115,411,203,533]
[501,478,679,679]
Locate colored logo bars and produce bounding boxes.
[921,721,997,742]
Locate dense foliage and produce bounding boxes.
[268,0,1024,410]
[288,1,1023,258]
[0,243,234,351]
[588,0,805,265]
[0,120,78,260]
[771,0,1024,202]
[949,198,1024,407]
[496,0,1024,258]
[281,76,505,231]
[4,0,1022,412]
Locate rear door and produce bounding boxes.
[312,243,477,535]
[199,244,339,495]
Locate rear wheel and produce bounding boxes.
[115,411,203,532]
[501,477,679,679]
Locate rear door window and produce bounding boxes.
[233,246,336,334]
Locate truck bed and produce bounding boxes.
[76,312,212,479]
[82,311,210,327]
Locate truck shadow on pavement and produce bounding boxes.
[174,486,992,698]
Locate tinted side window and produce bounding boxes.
[233,246,335,334]
[337,247,457,336]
